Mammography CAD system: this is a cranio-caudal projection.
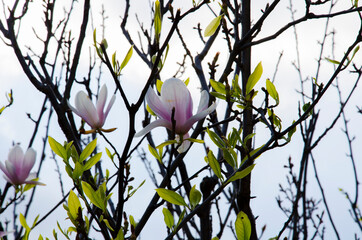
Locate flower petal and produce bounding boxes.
[197,90,209,113]
[96,85,108,123]
[177,133,191,153]
[146,87,171,121]
[183,101,216,132]
[19,148,36,181]
[75,91,100,128]
[160,78,193,130]
[134,119,172,137]
[103,94,116,123]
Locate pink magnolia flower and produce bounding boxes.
[0,145,40,185]
[135,78,216,148]
[68,84,116,133]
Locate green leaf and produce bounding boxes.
[227,164,255,184]
[48,137,67,160]
[235,211,251,240]
[148,144,160,161]
[210,79,226,94]
[185,138,204,144]
[206,128,225,148]
[162,208,174,229]
[189,185,202,209]
[210,92,226,100]
[154,0,162,42]
[115,229,124,240]
[103,219,114,231]
[83,152,102,171]
[266,79,279,105]
[120,45,133,70]
[175,209,186,229]
[222,147,236,169]
[20,213,30,231]
[73,162,84,180]
[129,215,137,228]
[68,190,82,221]
[82,181,104,211]
[156,188,187,206]
[206,150,223,181]
[204,15,223,37]
[246,62,263,95]
[146,104,157,116]
[156,140,178,149]
[128,180,146,198]
[79,138,97,163]
[302,102,313,115]
[325,57,340,65]
[156,79,163,93]
[20,213,30,240]
[287,121,297,142]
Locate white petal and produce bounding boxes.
[8,145,24,166]
[145,87,170,121]
[96,84,108,119]
[75,91,100,128]
[197,90,209,113]
[104,94,116,122]
[160,78,193,126]
[23,148,36,173]
[134,119,172,137]
[183,101,216,132]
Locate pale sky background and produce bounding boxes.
[0,0,361,239]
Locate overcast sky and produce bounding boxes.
[0,0,361,239]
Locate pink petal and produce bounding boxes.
[8,145,24,167]
[75,91,100,128]
[197,90,209,113]
[0,162,15,184]
[177,133,191,153]
[19,148,36,181]
[183,101,216,133]
[96,85,108,123]
[160,78,193,130]
[103,94,116,124]
[146,87,171,121]
[134,119,172,137]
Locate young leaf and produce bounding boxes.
[115,229,124,240]
[82,181,104,211]
[227,164,255,184]
[68,190,82,221]
[79,138,97,163]
[156,188,187,206]
[245,62,263,95]
[266,79,279,105]
[156,79,163,93]
[83,152,102,171]
[206,150,223,181]
[154,0,162,42]
[48,137,67,160]
[204,15,223,37]
[162,208,174,229]
[235,211,251,240]
[206,128,225,148]
[120,45,133,70]
[210,79,226,94]
[148,144,160,160]
[189,185,202,209]
[222,147,236,169]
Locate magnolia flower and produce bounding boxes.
[135,78,216,151]
[68,84,116,133]
[0,145,41,186]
